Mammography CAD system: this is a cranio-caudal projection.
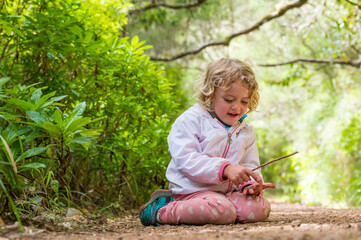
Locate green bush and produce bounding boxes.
[1,0,179,217]
[0,77,98,227]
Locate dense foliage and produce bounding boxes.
[0,0,179,223]
[0,79,98,227]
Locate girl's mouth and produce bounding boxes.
[227,113,239,118]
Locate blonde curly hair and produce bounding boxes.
[197,58,259,113]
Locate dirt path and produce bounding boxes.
[2,200,361,240]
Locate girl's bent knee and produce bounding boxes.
[235,196,271,223]
[206,197,237,224]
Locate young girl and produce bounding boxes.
[140,58,275,226]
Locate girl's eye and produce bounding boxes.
[224,99,233,103]
[242,101,248,105]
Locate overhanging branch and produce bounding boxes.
[129,0,206,15]
[344,0,361,8]
[150,0,308,62]
[258,58,361,69]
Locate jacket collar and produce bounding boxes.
[194,103,248,133]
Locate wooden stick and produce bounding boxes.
[0,217,6,230]
[252,152,299,171]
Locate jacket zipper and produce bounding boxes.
[221,124,239,158]
[225,126,239,192]
[227,132,232,143]
[208,110,242,192]
[216,122,240,192]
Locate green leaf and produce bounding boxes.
[80,142,91,151]
[0,178,23,230]
[65,102,86,128]
[38,122,61,134]
[15,146,49,163]
[18,162,46,172]
[70,135,96,144]
[0,161,11,166]
[0,19,24,38]
[0,77,10,90]
[135,44,153,54]
[79,129,100,136]
[70,136,96,150]
[50,180,59,194]
[34,91,56,109]
[66,117,91,133]
[52,109,63,126]
[37,94,66,109]
[89,116,105,124]
[0,113,19,121]
[131,35,139,48]
[26,111,48,124]
[6,99,34,111]
[31,89,42,104]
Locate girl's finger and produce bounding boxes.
[246,169,262,184]
[262,183,276,189]
[241,173,250,182]
[238,179,244,186]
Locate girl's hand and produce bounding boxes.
[223,165,262,186]
[242,182,275,196]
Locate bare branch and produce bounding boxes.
[344,0,361,8]
[252,152,299,171]
[150,0,308,62]
[129,0,206,15]
[258,58,361,69]
[351,45,361,55]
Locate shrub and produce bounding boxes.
[1,0,179,216]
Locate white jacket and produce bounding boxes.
[166,103,262,195]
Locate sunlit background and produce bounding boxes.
[127,0,361,208]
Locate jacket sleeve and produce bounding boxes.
[168,116,230,185]
[239,126,263,181]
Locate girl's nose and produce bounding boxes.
[232,103,239,110]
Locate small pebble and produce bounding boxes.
[66,208,82,218]
[341,223,351,229]
[291,220,302,227]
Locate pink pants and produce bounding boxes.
[158,191,271,225]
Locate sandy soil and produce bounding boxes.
[2,200,361,240]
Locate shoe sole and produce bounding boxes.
[139,189,173,215]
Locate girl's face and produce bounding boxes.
[212,79,249,126]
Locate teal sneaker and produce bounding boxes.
[139,189,173,226]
